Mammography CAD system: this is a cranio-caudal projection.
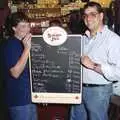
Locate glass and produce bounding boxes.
[83,12,99,19]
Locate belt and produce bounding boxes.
[83,83,106,87]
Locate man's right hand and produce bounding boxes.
[22,33,32,50]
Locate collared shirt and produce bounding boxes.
[82,25,120,84]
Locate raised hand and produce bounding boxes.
[22,33,32,50]
[81,55,94,69]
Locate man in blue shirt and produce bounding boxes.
[70,2,120,120]
[0,12,38,120]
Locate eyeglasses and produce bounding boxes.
[83,12,99,19]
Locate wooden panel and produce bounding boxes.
[37,104,69,120]
[108,95,120,120]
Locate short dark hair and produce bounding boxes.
[49,19,62,27]
[83,2,104,13]
[5,12,29,36]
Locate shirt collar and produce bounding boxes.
[84,25,108,38]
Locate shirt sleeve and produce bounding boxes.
[101,36,120,81]
[4,39,23,70]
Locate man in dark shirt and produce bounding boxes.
[0,12,38,120]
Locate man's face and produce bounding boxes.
[13,21,30,39]
[83,6,103,31]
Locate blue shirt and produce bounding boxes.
[1,37,31,107]
[82,26,120,84]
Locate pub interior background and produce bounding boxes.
[0,0,120,120]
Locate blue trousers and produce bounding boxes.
[70,84,112,120]
[8,104,38,120]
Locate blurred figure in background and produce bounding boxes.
[68,10,87,34]
[49,19,62,27]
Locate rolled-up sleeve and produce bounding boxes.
[101,36,120,81]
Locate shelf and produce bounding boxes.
[18,8,61,19]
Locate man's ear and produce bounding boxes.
[12,27,16,32]
[100,12,104,21]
